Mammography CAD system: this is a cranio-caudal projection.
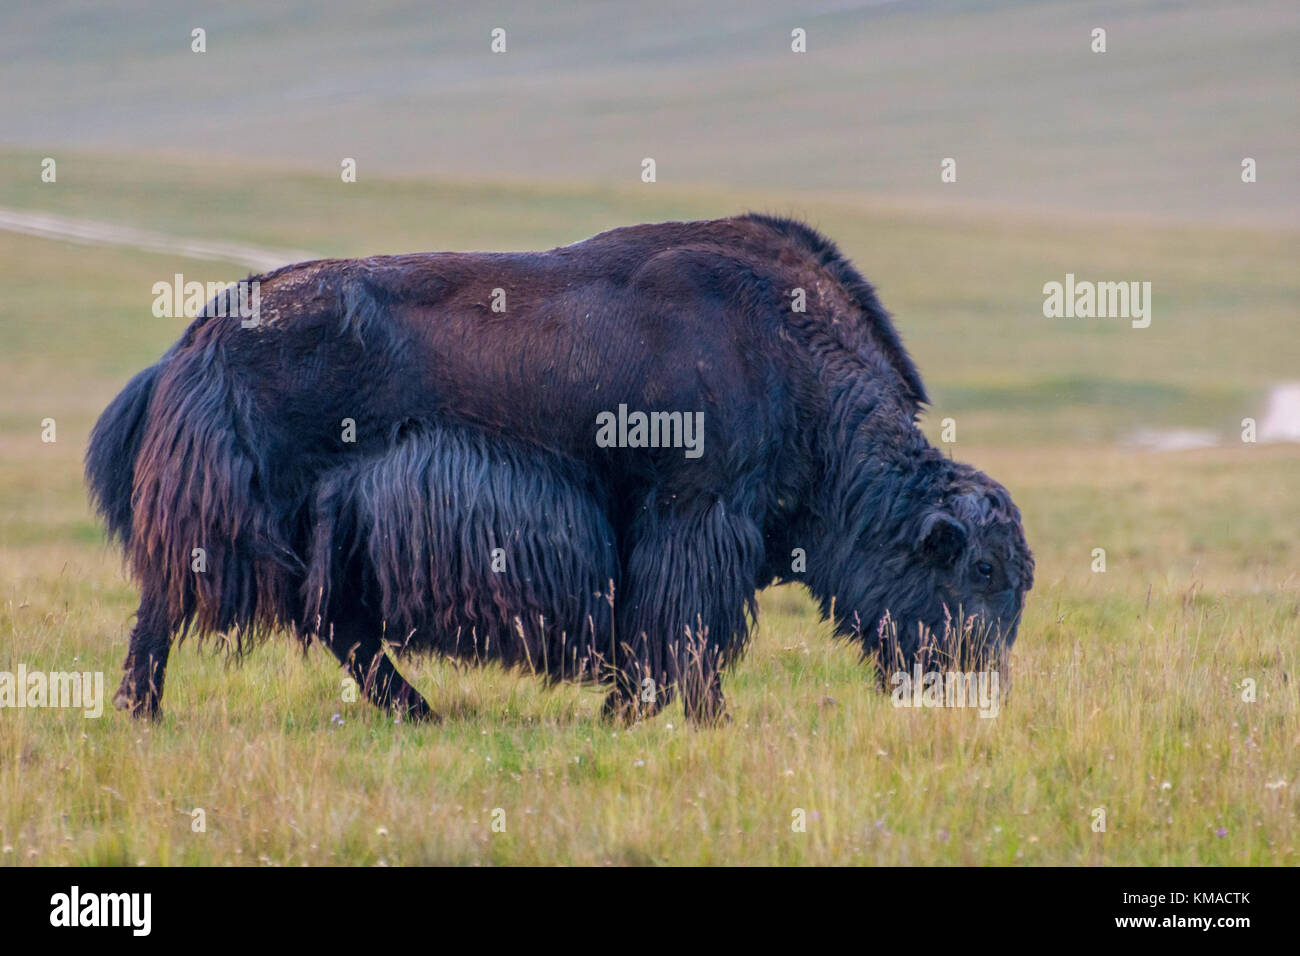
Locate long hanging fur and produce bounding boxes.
[85,363,161,546]
[125,331,302,649]
[303,422,620,681]
[615,496,763,695]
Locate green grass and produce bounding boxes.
[0,153,1297,864]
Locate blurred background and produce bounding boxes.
[4,0,1297,223]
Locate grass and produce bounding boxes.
[0,153,1296,865]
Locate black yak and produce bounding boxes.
[86,214,1033,725]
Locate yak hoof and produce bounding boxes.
[392,689,438,724]
[600,694,648,725]
[114,690,161,720]
[685,697,730,727]
[114,672,163,719]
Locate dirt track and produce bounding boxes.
[0,206,317,272]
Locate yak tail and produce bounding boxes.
[85,363,162,546]
[116,341,300,645]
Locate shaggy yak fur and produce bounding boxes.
[86,214,1033,724]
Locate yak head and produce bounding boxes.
[819,457,1034,677]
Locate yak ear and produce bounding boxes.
[918,512,967,570]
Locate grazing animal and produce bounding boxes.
[86,214,1033,724]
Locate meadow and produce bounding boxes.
[0,150,1296,865]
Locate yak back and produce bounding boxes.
[181,214,926,498]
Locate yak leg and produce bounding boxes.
[608,498,761,726]
[601,666,670,724]
[322,619,436,723]
[681,668,730,726]
[114,590,178,719]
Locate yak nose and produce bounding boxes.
[992,592,1023,646]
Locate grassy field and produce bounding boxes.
[0,153,1297,865]
[4,0,1297,225]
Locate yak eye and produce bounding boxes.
[975,561,994,579]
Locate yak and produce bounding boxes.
[85,214,1033,725]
